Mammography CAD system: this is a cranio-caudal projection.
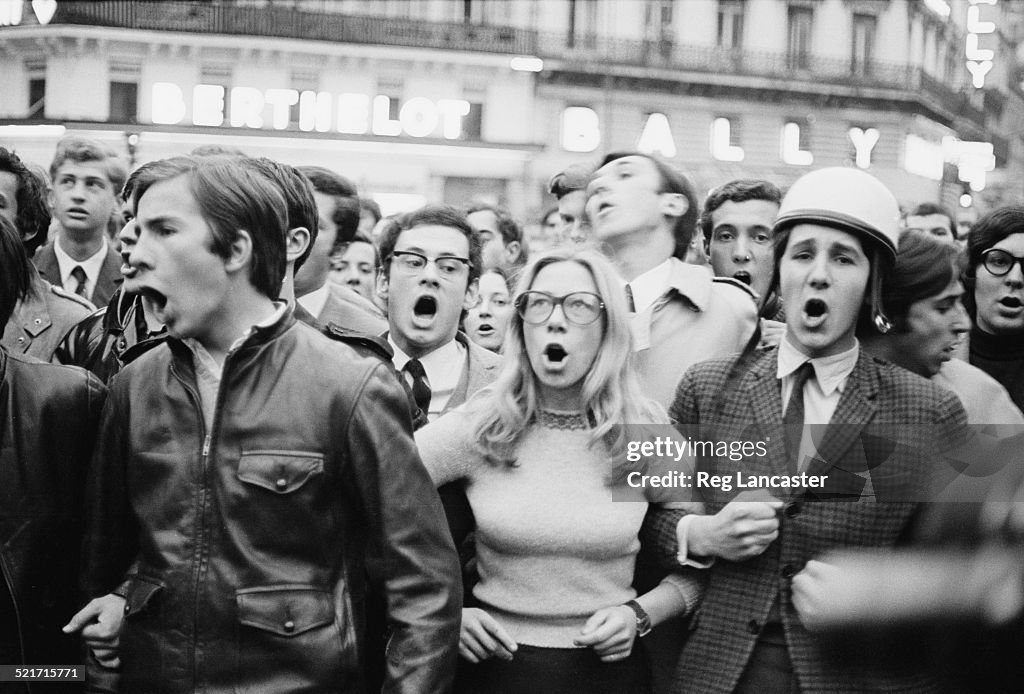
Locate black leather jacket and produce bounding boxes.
[0,350,105,691]
[82,313,460,693]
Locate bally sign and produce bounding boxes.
[151,83,472,139]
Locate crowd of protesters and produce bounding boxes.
[0,134,1021,694]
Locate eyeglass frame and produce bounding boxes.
[980,248,1024,277]
[387,250,473,278]
[515,290,606,325]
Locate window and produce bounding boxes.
[109,82,138,123]
[568,0,598,49]
[787,5,813,70]
[717,1,744,50]
[851,13,876,76]
[27,78,45,117]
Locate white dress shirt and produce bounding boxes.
[54,237,108,301]
[388,336,467,421]
[296,283,330,319]
[625,258,673,315]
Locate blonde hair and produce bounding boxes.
[470,247,667,465]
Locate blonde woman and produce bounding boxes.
[416,248,700,694]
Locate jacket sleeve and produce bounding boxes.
[346,363,461,694]
[81,375,139,597]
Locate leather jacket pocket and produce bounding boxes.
[237,451,324,494]
[122,576,164,618]
[236,585,333,637]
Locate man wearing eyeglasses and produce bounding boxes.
[377,205,502,423]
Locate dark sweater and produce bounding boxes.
[968,326,1024,412]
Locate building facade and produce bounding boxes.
[1,0,1021,220]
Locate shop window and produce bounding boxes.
[109,82,138,123]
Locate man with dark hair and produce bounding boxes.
[0,213,106,679]
[467,202,528,276]
[65,155,461,693]
[644,168,969,694]
[0,146,94,359]
[377,204,501,422]
[904,201,957,244]
[295,165,385,334]
[35,136,125,307]
[586,151,758,408]
[700,178,783,320]
[548,162,593,244]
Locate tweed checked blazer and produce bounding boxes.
[644,346,969,694]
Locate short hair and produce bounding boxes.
[297,166,360,252]
[130,156,287,298]
[963,205,1024,319]
[49,135,126,192]
[466,202,528,271]
[699,179,783,242]
[336,231,380,271]
[377,205,482,285]
[907,202,956,238]
[599,151,700,258]
[886,230,961,331]
[359,197,382,225]
[240,158,319,273]
[548,163,592,200]
[0,147,51,256]
[0,215,34,326]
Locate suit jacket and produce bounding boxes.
[317,281,387,336]
[34,241,123,309]
[443,331,503,413]
[2,268,94,361]
[644,347,969,694]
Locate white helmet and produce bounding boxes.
[774,167,901,263]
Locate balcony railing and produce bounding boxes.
[44,1,982,127]
[52,1,538,54]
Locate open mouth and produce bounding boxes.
[413,295,438,318]
[476,323,494,335]
[544,343,568,363]
[733,271,752,285]
[136,286,167,310]
[999,296,1023,309]
[804,298,827,318]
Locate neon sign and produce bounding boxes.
[966,0,998,89]
[151,83,471,139]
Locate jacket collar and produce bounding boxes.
[663,258,713,312]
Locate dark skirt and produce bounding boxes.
[454,643,651,694]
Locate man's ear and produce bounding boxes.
[375,267,389,303]
[504,240,522,264]
[462,278,480,311]
[660,192,688,220]
[285,226,311,264]
[224,229,254,275]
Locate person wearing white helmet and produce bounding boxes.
[641,167,971,693]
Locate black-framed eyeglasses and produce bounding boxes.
[981,249,1024,277]
[515,291,605,325]
[389,250,472,278]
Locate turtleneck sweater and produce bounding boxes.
[968,326,1024,412]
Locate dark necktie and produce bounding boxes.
[625,284,636,313]
[70,265,89,298]
[404,359,432,417]
[783,362,815,472]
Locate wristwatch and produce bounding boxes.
[624,600,652,637]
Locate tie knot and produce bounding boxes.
[792,361,815,389]
[70,265,88,297]
[404,358,426,379]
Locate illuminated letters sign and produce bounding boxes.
[710,118,744,162]
[151,83,471,139]
[560,107,601,153]
[637,113,677,158]
[781,122,813,166]
[848,127,879,169]
[0,0,55,25]
[966,0,997,88]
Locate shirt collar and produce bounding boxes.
[388,334,464,379]
[776,332,860,397]
[184,301,289,377]
[626,258,673,314]
[54,237,108,286]
[296,283,331,320]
